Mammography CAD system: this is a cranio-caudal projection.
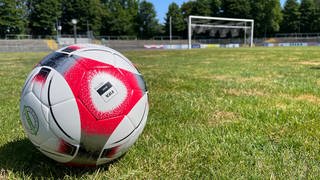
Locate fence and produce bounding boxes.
[1,35,320,52]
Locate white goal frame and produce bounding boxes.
[188,15,254,49]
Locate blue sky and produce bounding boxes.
[149,0,186,24]
[150,0,287,24]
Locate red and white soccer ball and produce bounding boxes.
[20,44,149,166]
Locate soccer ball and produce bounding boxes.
[20,44,149,166]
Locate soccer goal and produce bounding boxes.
[188,15,254,49]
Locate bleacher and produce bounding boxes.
[0,39,54,52]
[0,36,319,52]
[101,40,187,50]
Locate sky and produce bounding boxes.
[149,0,187,24]
[150,0,287,24]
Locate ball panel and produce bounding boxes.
[127,94,148,128]
[48,70,76,106]
[75,99,126,150]
[133,74,148,94]
[41,104,50,123]
[39,71,53,107]
[64,45,139,74]
[77,101,125,136]
[121,101,148,149]
[115,100,148,159]
[77,57,113,70]
[97,146,121,165]
[99,100,148,161]
[105,116,135,146]
[48,112,77,146]
[39,146,76,163]
[39,137,78,157]
[116,68,147,93]
[113,54,139,74]
[63,61,86,97]
[20,93,52,145]
[58,45,81,53]
[72,50,115,67]
[39,52,78,75]
[21,67,41,97]
[31,68,51,102]
[74,99,97,134]
[56,139,78,158]
[51,99,81,143]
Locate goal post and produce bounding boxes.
[188,15,254,49]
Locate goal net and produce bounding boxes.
[188,15,254,49]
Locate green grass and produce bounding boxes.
[1,47,320,178]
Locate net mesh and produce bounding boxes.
[190,17,253,46]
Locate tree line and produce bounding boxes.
[0,0,319,38]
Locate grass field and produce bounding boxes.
[1,47,320,178]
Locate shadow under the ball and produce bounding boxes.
[0,138,112,178]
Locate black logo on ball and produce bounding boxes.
[95,82,117,103]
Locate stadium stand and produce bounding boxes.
[0,40,53,52]
[0,36,319,52]
[101,40,187,50]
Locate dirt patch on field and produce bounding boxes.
[0,169,8,180]
[236,77,266,83]
[224,88,266,97]
[295,94,320,104]
[139,53,170,59]
[210,75,231,81]
[207,75,267,83]
[138,64,160,68]
[275,102,288,110]
[168,78,184,83]
[286,57,301,62]
[209,111,239,125]
[201,61,212,64]
[298,61,320,66]
[280,93,320,104]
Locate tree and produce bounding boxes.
[137,0,160,38]
[210,0,222,16]
[250,0,282,37]
[221,0,251,18]
[86,0,103,35]
[281,0,300,33]
[193,0,214,16]
[0,0,27,37]
[179,0,222,37]
[313,0,320,32]
[314,0,320,8]
[164,2,185,37]
[28,0,62,36]
[101,0,138,36]
[181,0,213,18]
[300,0,316,33]
[61,0,102,36]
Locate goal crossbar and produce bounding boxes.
[188,15,254,49]
[192,24,252,29]
[189,15,254,23]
